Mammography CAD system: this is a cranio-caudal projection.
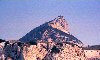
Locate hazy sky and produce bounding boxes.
[0,0,100,45]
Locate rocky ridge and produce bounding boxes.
[19,16,83,46]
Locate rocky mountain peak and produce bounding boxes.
[48,16,69,33]
[19,16,83,46]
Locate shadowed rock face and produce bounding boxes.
[19,16,83,46]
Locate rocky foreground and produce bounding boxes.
[0,40,86,60]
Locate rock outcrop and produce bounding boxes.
[23,41,86,60]
[0,40,86,60]
[19,16,83,46]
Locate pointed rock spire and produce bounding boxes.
[48,16,69,34]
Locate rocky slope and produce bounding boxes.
[19,16,83,46]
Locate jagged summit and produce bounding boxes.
[19,16,83,46]
[48,16,69,33]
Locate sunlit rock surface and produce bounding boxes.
[48,16,69,34]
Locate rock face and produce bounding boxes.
[19,16,83,46]
[0,16,87,60]
[0,40,86,60]
[48,16,69,33]
[23,42,86,60]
